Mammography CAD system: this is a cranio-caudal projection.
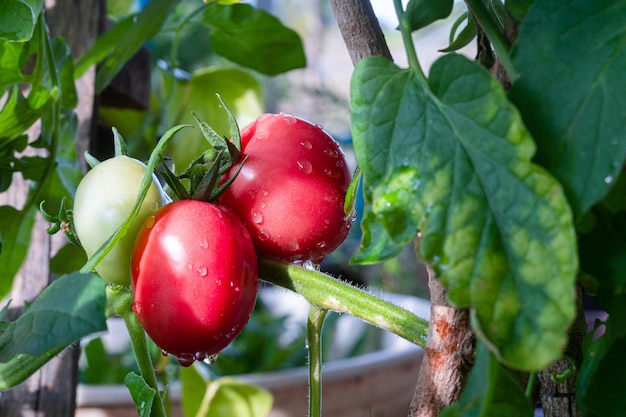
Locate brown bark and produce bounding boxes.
[328,0,393,65]
[0,1,103,415]
[327,2,475,416]
[408,268,475,417]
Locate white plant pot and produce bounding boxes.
[76,288,429,417]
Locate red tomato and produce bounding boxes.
[220,113,353,264]
[130,200,258,366]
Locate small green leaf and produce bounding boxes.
[0,0,44,41]
[405,0,453,32]
[0,40,29,89]
[181,365,273,417]
[439,341,533,417]
[0,85,55,148]
[125,372,156,417]
[0,205,37,300]
[199,3,306,75]
[350,54,577,370]
[510,0,626,217]
[439,13,477,53]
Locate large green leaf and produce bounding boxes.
[0,0,44,41]
[350,54,577,370]
[439,341,533,417]
[509,0,626,217]
[0,205,37,300]
[0,272,106,390]
[199,3,306,75]
[0,272,106,361]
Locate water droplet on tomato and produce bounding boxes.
[297,160,312,174]
[315,123,324,130]
[316,241,327,249]
[336,160,344,168]
[198,266,208,277]
[281,113,297,124]
[132,303,141,314]
[251,210,263,224]
[262,189,269,196]
[324,148,339,158]
[254,134,265,141]
[300,141,313,149]
[258,229,270,241]
[144,216,156,229]
[176,353,196,367]
[323,167,332,176]
[288,240,300,251]
[161,350,168,357]
[248,190,257,199]
[195,352,206,361]
[200,239,208,249]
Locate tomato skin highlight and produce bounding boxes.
[73,155,167,285]
[130,200,258,365]
[220,113,353,264]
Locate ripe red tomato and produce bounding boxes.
[130,200,258,366]
[219,113,353,264]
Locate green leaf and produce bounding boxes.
[350,202,404,264]
[0,272,106,361]
[439,13,477,53]
[350,54,577,370]
[405,0,453,32]
[0,40,29,89]
[125,372,156,417]
[50,243,87,275]
[75,0,180,92]
[0,0,44,41]
[0,85,56,148]
[439,341,533,417]
[0,205,37,300]
[199,3,306,75]
[0,272,106,389]
[509,0,626,217]
[164,67,263,171]
[181,365,273,417]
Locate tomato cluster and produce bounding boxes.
[73,113,353,366]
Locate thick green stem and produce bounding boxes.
[465,0,519,82]
[258,258,428,348]
[108,287,166,417]
[307,305,328,417]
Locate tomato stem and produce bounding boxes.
[258,258,428,348]
[307,305,328,417]
[108,287,167,417]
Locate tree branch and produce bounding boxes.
[328,0,392,65]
